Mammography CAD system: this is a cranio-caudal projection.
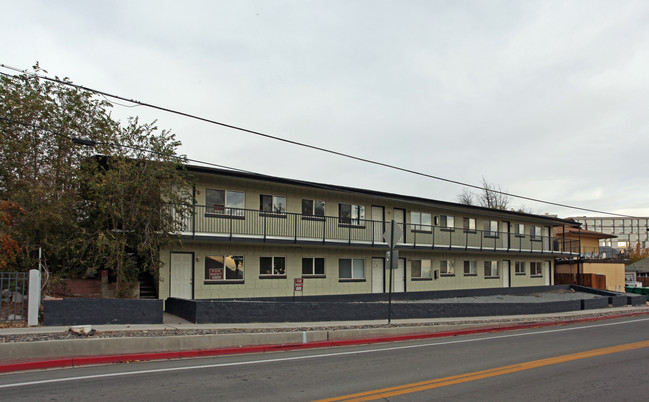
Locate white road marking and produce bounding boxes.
[1,316,648,389]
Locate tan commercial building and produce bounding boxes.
[159,166,579,300]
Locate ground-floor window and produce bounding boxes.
[464,260,477,276]
[339,258,365,280]
[484,260,499,278]
[440,260,455,276]
[411,259,432,279]
[205,255,244,282]
[531,261,543,277]
[302,257,325,276]
[259,256,286,277]
[515,261,526,275]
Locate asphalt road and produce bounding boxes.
[2,316,649,401]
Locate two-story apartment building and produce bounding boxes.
[159,165,579,300]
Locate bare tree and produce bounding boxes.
[457,177,511,210]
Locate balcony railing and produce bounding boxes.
[172,205,579,256]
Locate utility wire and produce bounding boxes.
[0,64,639,218]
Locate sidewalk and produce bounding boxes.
[2,305,649,374]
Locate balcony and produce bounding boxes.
[172,205,579,256]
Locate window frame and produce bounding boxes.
[205,188,245,218]
[301,199,325,220]
[484,260,500,278]
[204,255,245,283]
[530,225,542,241]
[463,217,476,233]
[515,223,525,237]
[259,256,287,278]
[302,257,325,277]
[530,261,543,277]
[437,215,455,231]
[338,203,366,227]
[411,259,432,280]
[440,260,455,276]
[515,261,526,275]
[463,260,477,276]
[260,194,287,216]
[411,212,432,232]
[338,258,365,281]
[484,220,499,238]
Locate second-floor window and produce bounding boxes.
[530,225,542,240]
[260,194,286,214]
[206,189,245,216]
[437,215,455,230]
[339,204,365,226]
[515,224,525,237]
[411,212,432,231]
[463,218,476,232]
[485,220,499,237]
[302,199,325,217]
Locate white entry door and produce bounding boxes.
[502,260,510,288]
[170,252,193,299]
[393,208,405,243]
[371,257,384,293]
[389,258,405,293]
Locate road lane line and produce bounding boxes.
[1,317,648,390]
[314,340,649,401]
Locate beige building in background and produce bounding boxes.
[159,166,579,300]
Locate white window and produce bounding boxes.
[515,224,525,236]
[259,256,286,276]
[411,212,432,231]
[206,189,245,216]
[302,199,325,217]
[205,255,244,282]
[440,260,455,275]
[302,257,325,276]
[464,260,477,276]
[260,194,286,214]
[515,261,525,275]
[484,260,499,278]
[437,215,455,230]
[485,220,499,237]
[530,262,542,276]
[530,225,542,240]
[463,218,476,231]
[339,258,365,279]
[339,204,365,226]
[411,259,432,279]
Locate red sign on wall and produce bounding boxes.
[209,268,224,280]
[294,278,303,292]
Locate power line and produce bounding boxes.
[0,64,639,218]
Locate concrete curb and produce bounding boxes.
[2,311,648,374]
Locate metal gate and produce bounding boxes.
[1,272,28,322]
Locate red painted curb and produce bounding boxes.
[2,311,648,374]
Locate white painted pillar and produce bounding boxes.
[28,269,41,326]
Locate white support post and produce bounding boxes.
[28,269,41,326]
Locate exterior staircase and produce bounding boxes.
[138,271,158,299]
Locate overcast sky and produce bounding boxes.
[3,0,649,218]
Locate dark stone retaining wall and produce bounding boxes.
[165,285,634,324]
[43,298,163,326]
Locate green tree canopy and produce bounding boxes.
[0,64,192,295]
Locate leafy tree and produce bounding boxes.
[629,242,649,265]
[0,201,24,270]
[0,64,192,295]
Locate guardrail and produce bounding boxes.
[1,272,28,322]
[171,205,579,255]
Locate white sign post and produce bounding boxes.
[28,269,41,326]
